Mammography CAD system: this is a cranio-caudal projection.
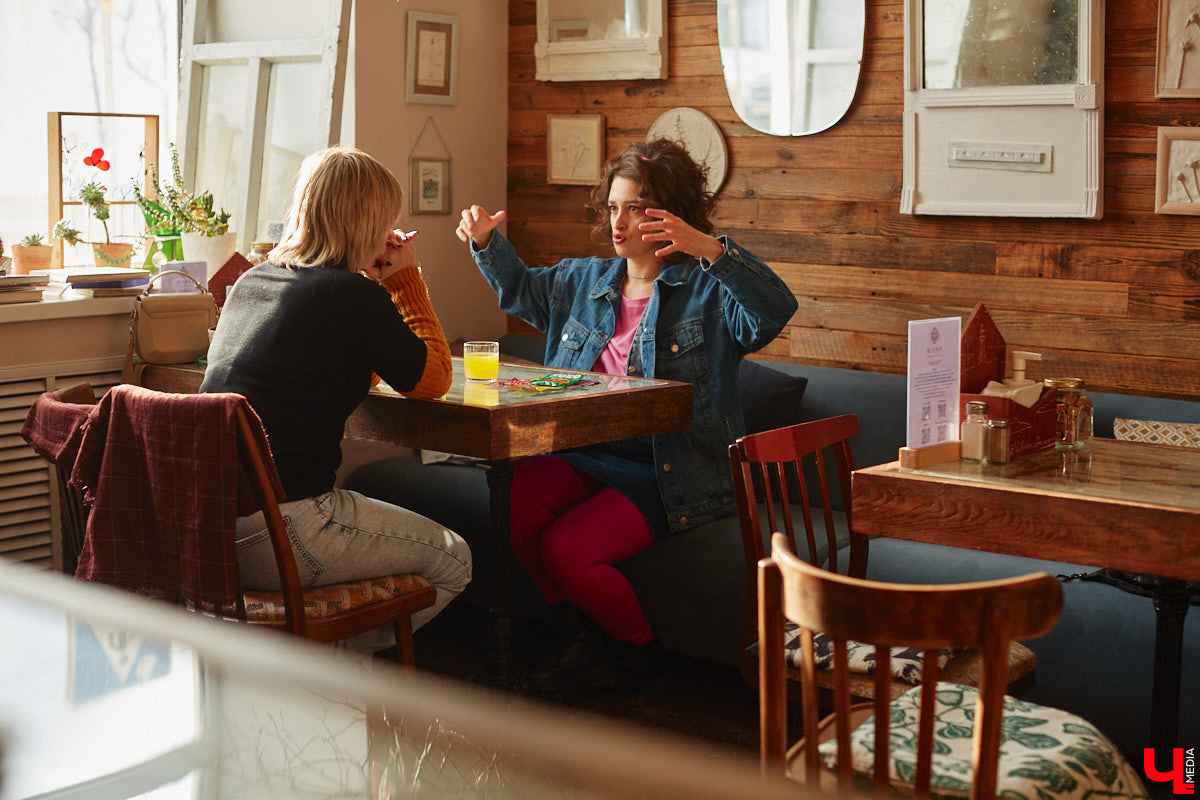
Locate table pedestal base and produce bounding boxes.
[1078,570,1197,753]
[485,459,515,688]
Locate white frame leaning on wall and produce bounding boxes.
[900,0,1105,219]
[176,0,351,253]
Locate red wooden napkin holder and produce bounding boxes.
[959,303,1057,459]
[208,252,253,307]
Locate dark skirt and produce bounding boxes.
[557,436,671,539]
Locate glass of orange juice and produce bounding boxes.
[463,341,500,382]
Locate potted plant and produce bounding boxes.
[10,234,54,275]
[61,147,135,268]
[133,143,233,279]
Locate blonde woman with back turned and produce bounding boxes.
[201,146,472,652]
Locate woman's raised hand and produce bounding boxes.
[455,205,507,249]
[640,209,724,263]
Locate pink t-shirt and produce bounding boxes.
[593,294,650,376]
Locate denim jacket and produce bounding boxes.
[471,231,798,533]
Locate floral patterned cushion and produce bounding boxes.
[818,682,1149,800]
[1113,417,1200,448]
[782,621,951,684]
[243,574,434,623]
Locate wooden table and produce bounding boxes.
[852,438,1200,751]
[141,359,694,683]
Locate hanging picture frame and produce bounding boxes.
[547,114,604,185]
[411,158,452,215]
[1156,0,1200,98]
[1155,126,1200,215]
[406,11,459,105]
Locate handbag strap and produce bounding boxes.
[122,270,214,384]
[141,269,212,296]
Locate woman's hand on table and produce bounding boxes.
[363,229,419,283]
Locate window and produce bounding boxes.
[0,2,178,258]
[177,0,351,251]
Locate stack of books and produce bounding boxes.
[36,267,152,297]
[0,274,47,305]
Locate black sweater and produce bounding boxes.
[200,263,426,500]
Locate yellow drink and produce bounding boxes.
[463,352,499,381]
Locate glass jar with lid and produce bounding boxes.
[246,241,276,266]
[1044,377,1093,450]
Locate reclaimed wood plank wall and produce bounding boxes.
[506,0,1200,401]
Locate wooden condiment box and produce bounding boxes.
[959,303,1057,458]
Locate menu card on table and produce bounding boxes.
[906,316,961,450]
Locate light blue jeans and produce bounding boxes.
[235,488,472,650]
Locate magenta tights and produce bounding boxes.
[509,454,654,644]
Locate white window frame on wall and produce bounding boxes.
[177,0,351,252]
[535,0,667,81]
[900,0,1104,219]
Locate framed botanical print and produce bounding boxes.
[410,157,452,215]
[406,11,459,105]
[546,114,604,185]
[1155,126,1200,215]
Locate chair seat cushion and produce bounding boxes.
[787,624,952,684]
[243,574,434,623]
[817,682,1149,799]
[750,632,1036,701]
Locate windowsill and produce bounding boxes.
[0,287,135,322]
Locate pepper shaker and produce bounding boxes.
[987,418,1010,463]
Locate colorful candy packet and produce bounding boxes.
[493,373,599,392]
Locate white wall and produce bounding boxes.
[353,1,509,344]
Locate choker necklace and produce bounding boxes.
[626,272,658,281]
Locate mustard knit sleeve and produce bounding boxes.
[375,265,452,398]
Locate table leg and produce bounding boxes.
[1150,580,1189,754]
[485,459,514,687]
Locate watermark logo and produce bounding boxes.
[1145,748,1196,795]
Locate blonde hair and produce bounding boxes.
[271,146,404,272]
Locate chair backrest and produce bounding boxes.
[730,414,866,654]
[65,385,310,636]
[24,382,97,574]
[759,532,1063,800]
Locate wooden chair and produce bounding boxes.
[729,415,1038,701]
[22,384,436,667]
[759,533,1148,799]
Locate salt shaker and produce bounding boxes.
[961,400,989,461]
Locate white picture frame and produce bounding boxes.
[406,11,459,106]
[1156,0,1200,98]
[547,115,604,186]
[1155,126,1200,215]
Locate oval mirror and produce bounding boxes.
[717,0,865,136]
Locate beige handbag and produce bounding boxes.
[122,270,218,383]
